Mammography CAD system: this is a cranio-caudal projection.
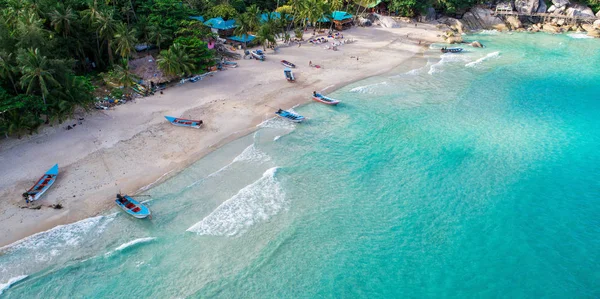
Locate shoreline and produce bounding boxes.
[0,25,443,247]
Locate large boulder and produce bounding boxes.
[425,7,437,21]
[506,16,523,29]
[594,19,600,29]
[496,1,514,11]
[446,36,463,44]
[565,4,595,18]
[548,4,567,14]
[582,23,596,32]
[438,17,467,33]
[461,7,504,30]
[597,10,600,18]
[493,23,509,31]
[514,0,539,13]
[542,23,562,33]
[552,0,570,8]
[537,0,547,13]
[470,41,484,48]
[587,28,600,37]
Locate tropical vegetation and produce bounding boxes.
[1,0,599,137]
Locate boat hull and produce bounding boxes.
[275,110,305,123]
[115,195,151,219]
[165,116,203,129]
[281,60,296,68]
[25,164,59,202]
[312,95,340,105]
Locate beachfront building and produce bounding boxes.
[227,34,256,49]
[331,11,354,31]
[204,17,236,37]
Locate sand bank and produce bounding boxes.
[0,25,443,247]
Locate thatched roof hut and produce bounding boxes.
[128,55,176,84]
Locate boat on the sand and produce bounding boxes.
[251,50,265,61]
[23,164,59,203]
[275,109,305,123]
[312,93,339,105]
[164,116,203,128]
[281,60,296,68]
[115,194,151,219]
[441,47,463,53]
[284,68,295,82]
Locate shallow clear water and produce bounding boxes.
[1,32,600,298]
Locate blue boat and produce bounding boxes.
[23,164,58,203]
[284,68,295,82]
[165,116,203,128]
[275,109,305,123]
[251,50,265,61]
[115,194,151,219]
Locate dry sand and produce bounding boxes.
[0,25,443,247]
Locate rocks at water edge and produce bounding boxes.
[470,41,484,48]
[542,23,563,33]
[442,30,463,44]
[594,20,600,29]
[506,16,523,30]
[462,7,504,30]
[597,10,600,18]
[514,0,539,14]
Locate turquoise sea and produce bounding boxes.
[1,32,599,298]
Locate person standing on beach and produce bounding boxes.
[309,61,312,66]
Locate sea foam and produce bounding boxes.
[349,81,388,94]
[0,275,28,296]
[114,237,156,252]
[187,167,286,236]
[0,214,116,257]
[428,53,472,75]
[465,51,500,68]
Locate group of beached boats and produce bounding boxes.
[21,54,342,219]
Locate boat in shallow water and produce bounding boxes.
[284,68,295,82]
[275,109,305,122]
[441,47,463,53]
[281,60,296,68]
[115,194,151,219]
[165,116,203,128]
[23,164,59,203]
[312,93,339,105]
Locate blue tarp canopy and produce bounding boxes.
[331,11,353,21]
[228,35,256,43]
[317,16,330,22]
[189,16,204,22]
[204,17,237,30]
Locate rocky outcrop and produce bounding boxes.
[461,7,504,30]
[438,17,466,33]
[594,20,600,29]
[552,0,570,8]
[470,41,484,48]
[565,4,595,18]
[506,16,523,29]
[442,30,463,43]
[537,0,547,13]
[425,7,437,21]
[542,23,562,33]
[597,10,600,18]
[514,0,539,13]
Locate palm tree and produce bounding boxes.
[256,24,276,51]
[81,0,103,57]
[111,59,137,91]
[149,26,170,52]
[246,5,262,32]
[17,48,58,107]
[97,10,119,65]
[114,23,138,60]
[0,51,18,93]
[157,44,194,77]
[234,14,253,49]
[49,5,77,37]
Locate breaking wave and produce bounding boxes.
[187,167,286,236]
[428,53,472,75]
[349,81,388,94]
[113,237,156,252]
[0,275,28,296]
[0,214,116,258]
[465,51,500,68]
[567,33,593,39]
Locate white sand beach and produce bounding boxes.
[0,25,442,247]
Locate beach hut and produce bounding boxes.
[227,34,256,49]
[203,17,237,37]
[331,11,354,31]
